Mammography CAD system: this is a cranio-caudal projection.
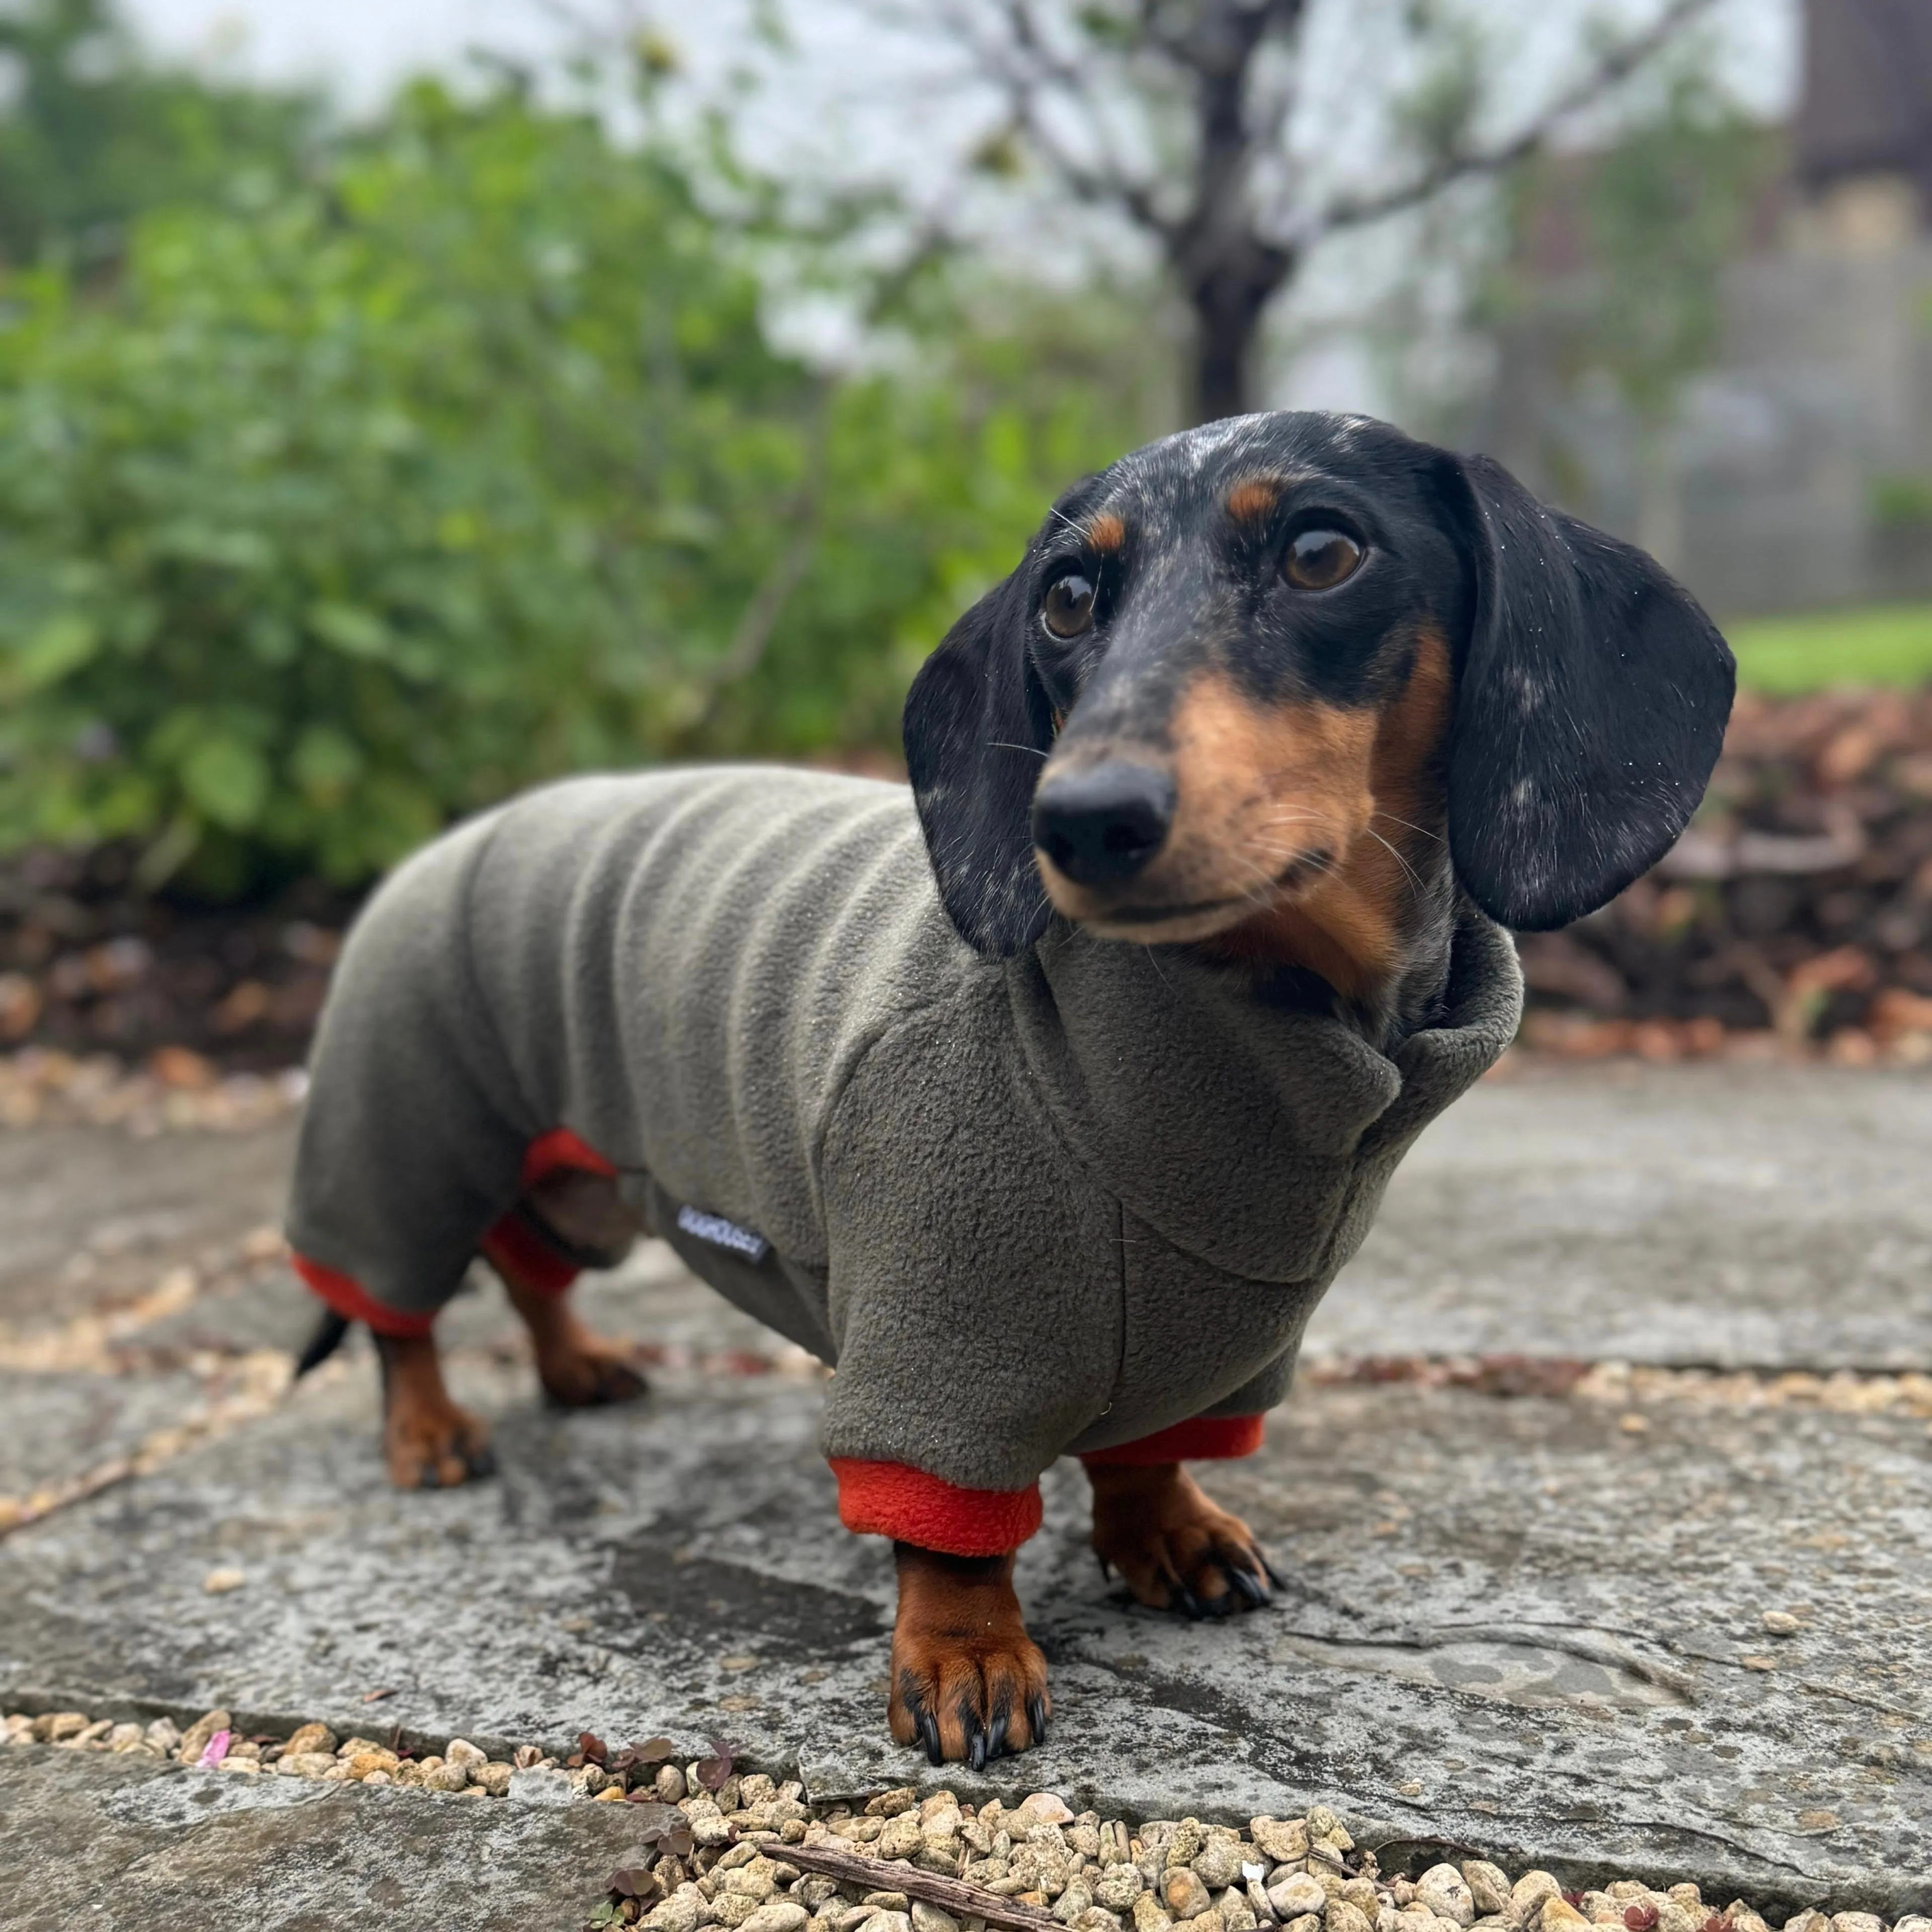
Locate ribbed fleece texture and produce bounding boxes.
[286,767,1522,1494]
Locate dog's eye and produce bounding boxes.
[1041,571,1096,639]
[1283,528,1362,591]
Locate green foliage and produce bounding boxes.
[0,81,1165,894]
[1871,475,1932,533]
[1729,604,1932,695]
[0,0,318,269]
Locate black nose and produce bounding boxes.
[1031,762,1175,887]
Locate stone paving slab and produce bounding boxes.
[0,1119,293,1331]
[4,1344,1927,1912]
[0,1366,206,1498]
[0,1732,650,1931]
[1314,1063,1932,1369]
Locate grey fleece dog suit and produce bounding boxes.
[288,765,1521,1553]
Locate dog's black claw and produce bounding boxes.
[1095,1552,1113,1581]
[1172,1583,1205,1620]
[967,1721,988,1773]
[986,1708,1010,1760]
[916,1706,943,1766]
[464,1442,498,1480]
[1026,1694,1048,1746]
[1260,1552,1288,1590]
[419,1460,442,1489]
[1229,1564,1268,1607]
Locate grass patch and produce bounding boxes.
[1727,603,1932,693]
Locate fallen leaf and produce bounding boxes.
[196,1729,232,1768]
[360,1687,397,1703]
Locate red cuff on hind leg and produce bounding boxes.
[487,1128,622,1295]
[291,1252,437,1340]
[480,1208,580,1296]
[830,1458,1042,1557]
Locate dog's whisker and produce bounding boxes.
[1371,809,1446,844]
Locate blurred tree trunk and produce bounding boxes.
[927,0,1720,426]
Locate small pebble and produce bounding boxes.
[1250,1819,1311,1864]
[174,1711,229,1764]
[1193,1843,1247,1891]
[1270,1878,1330,1921]
[740,1908,810,1932]
[1417,1869,1474,1929]
[202,1567,245,1594]
[1165,1872,1214,1922]
[1509,1878,1562,1930]
[1019,1794,1078,1828]
[1462,1868,1511,1920]
[1760,1611,1800,1636]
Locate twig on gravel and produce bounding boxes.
[773,1838,1062,1932]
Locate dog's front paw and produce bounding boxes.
[537,1330,651,1408]
[385,1400,496,1490]
[1088,1463,1280,1617]
[889,1547,1050,1767]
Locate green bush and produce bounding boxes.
[0,83,1167,895]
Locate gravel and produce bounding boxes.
[1,1712,1918,1931]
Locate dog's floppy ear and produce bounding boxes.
[903,561,1057,957]
[1440,453,1735,931]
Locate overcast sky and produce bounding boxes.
[121,0,1799,119]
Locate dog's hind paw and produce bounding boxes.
[1088,1462,1280,1617]
[888,1547,1050,1765]
[537,1333,651,1408]
[385,1405,496,1490]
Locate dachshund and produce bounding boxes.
[287,410,1734,1765]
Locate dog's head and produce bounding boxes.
[904,411,1735,960]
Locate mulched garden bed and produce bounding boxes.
[1518,688,1932,1059]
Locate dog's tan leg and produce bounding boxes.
[497,1262,651,1408]
[376,1331,496,1489]
[888,1544,1050,1767]
[1086,1461,1279,1616]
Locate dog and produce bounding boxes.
[286,410,1734,1767]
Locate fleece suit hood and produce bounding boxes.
[288,767,1521,1550]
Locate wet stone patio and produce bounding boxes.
[2,1060,1929,1928]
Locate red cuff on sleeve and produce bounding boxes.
[480,1210,579,1296]
[521,1129,617,1187]
[1079,1413,1266,1467]
[830,1458,1043,1557]
[291,1252,437,1340]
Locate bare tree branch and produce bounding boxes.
[929,0,1180,240]
[1305,0,1726,244]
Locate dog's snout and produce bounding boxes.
[1031,762,1175,887]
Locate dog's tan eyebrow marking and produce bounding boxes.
[1225,476,1283,524]
[1085,512,1125,553]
